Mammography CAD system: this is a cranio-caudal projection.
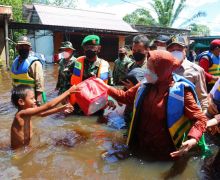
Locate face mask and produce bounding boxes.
[144,68,158,84]
[133,52,145,62]
[85,50,97,59]
[157,46,166,50]
[119,53,125,59]
[18,49,29,59]
[171,51,184,61]
[62,51,72,59]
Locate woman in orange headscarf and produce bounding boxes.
[99,50,207,161]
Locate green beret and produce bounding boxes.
[81,35,100,46]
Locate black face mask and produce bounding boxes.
[18,49,29,59]
[85,50,97,59]
[119,53,125,60]
[133,52,145,62]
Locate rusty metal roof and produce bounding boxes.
[33,4,137,33]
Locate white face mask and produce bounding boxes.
[144,68,158,84]
[171,51,184,61]
[157,46,166,50]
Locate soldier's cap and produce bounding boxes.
[60,41,75,50]
[210,39,220,47]
[17,36,31,46]
[81,35,100,46]
[166,35,187,48]
[154,35,170,43]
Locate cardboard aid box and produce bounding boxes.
[75,77,108,115]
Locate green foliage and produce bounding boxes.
[149,0,186,27]
[123,8,156,26]
[123,0,206,29]
[123,0,187,27]
[189,23,210,36]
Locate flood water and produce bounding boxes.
[0,64,218,179]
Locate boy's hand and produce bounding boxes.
[170,138,197,158]
[63,103,74,114]
[68,85,81,94]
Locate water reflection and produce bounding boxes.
[0,64,217,179]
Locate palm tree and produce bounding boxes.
[123,0,206,28]
[150,0,186,27]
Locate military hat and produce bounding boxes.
[17,36,31,46]
[60,41,75,50]
[81,35,100,46]
[166,35,187,48]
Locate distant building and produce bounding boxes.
[0,5,12,69]
[10,4,137,63]
[190,36,220,54]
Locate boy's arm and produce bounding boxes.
[39,104,73,117]
[17,86,77,117]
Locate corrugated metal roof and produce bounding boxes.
[33,4,137,33]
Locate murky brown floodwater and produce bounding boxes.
[0,64,217,179]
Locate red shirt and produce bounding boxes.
[199,57,213,82]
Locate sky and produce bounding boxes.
[76,0,220,35]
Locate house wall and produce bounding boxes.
[54,32,63,54]
[30,30,54,63]
[0,27,5,66]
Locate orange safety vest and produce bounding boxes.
[69,56,109,105]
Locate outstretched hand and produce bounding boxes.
[170,138,197,158]
[68,85,81,94]
[63,103,74,114]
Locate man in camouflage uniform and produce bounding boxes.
[56,41,76,95]
[113,47,133,85]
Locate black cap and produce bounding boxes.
[125,68,145,85]
[166,35,187,48]
[154,35,170,43]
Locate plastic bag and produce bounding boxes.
[75,77,108,115]
[104,97,126,129]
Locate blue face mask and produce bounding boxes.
[144,68,158,84]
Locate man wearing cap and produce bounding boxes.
[70,35,112,109]
[113,47,133,85]
[56,41,76,95]
[166,35,208,112]
[154,35,169,50]
[11,36,46,106]
[198,39,220,92]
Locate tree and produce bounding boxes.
[123,0,206,28]
[123,8,156,26]
[189,23,210,36]
[150,0,186,27]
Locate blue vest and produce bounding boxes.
[127,74,199,149]
[11,55,40,74]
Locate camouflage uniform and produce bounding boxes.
[56,56,76,94]
[83,57,112,84]
[56,41,76,95]
[113,56,133,85]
